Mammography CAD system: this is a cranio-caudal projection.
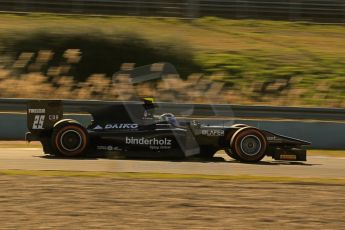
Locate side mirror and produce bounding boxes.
[191,120,201,127]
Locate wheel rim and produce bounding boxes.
[60,130,82,152]
[240,135,262,156]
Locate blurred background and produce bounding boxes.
[0,0,344,107]
[0,4,344,229]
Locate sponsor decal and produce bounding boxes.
[280,154,297,160]
[97,145,122,151]
[48,114,59,121]
[267,136,279,141]
[93,123,138,130]
[201,129,224,136]
[125,136,172,150]
[28,108,45,114]
[104,123,139,129]
[32,115,45,129]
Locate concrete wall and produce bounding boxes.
[1,113,345,149]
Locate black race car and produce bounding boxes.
[26,99,310,162]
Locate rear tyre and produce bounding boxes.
[230,127,267,162]
[51,121,89,157]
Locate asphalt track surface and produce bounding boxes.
[0,148,344,179]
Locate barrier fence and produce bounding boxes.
[0,0,344,22]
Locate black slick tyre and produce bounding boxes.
[231,124,250,128]
[51,121,89,157]
[230,127,267,162]
[224,130,241,160]
[224,148,241,161]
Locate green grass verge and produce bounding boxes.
[0,169,344,184]
[0,13,344,107]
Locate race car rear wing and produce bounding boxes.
[27,100,63,137]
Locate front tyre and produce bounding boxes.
[230,127,267,162]
[224,148,240,161]
[231,124,250,128]
[51,121,89,157]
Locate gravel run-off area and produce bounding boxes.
[0,175,344,229]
